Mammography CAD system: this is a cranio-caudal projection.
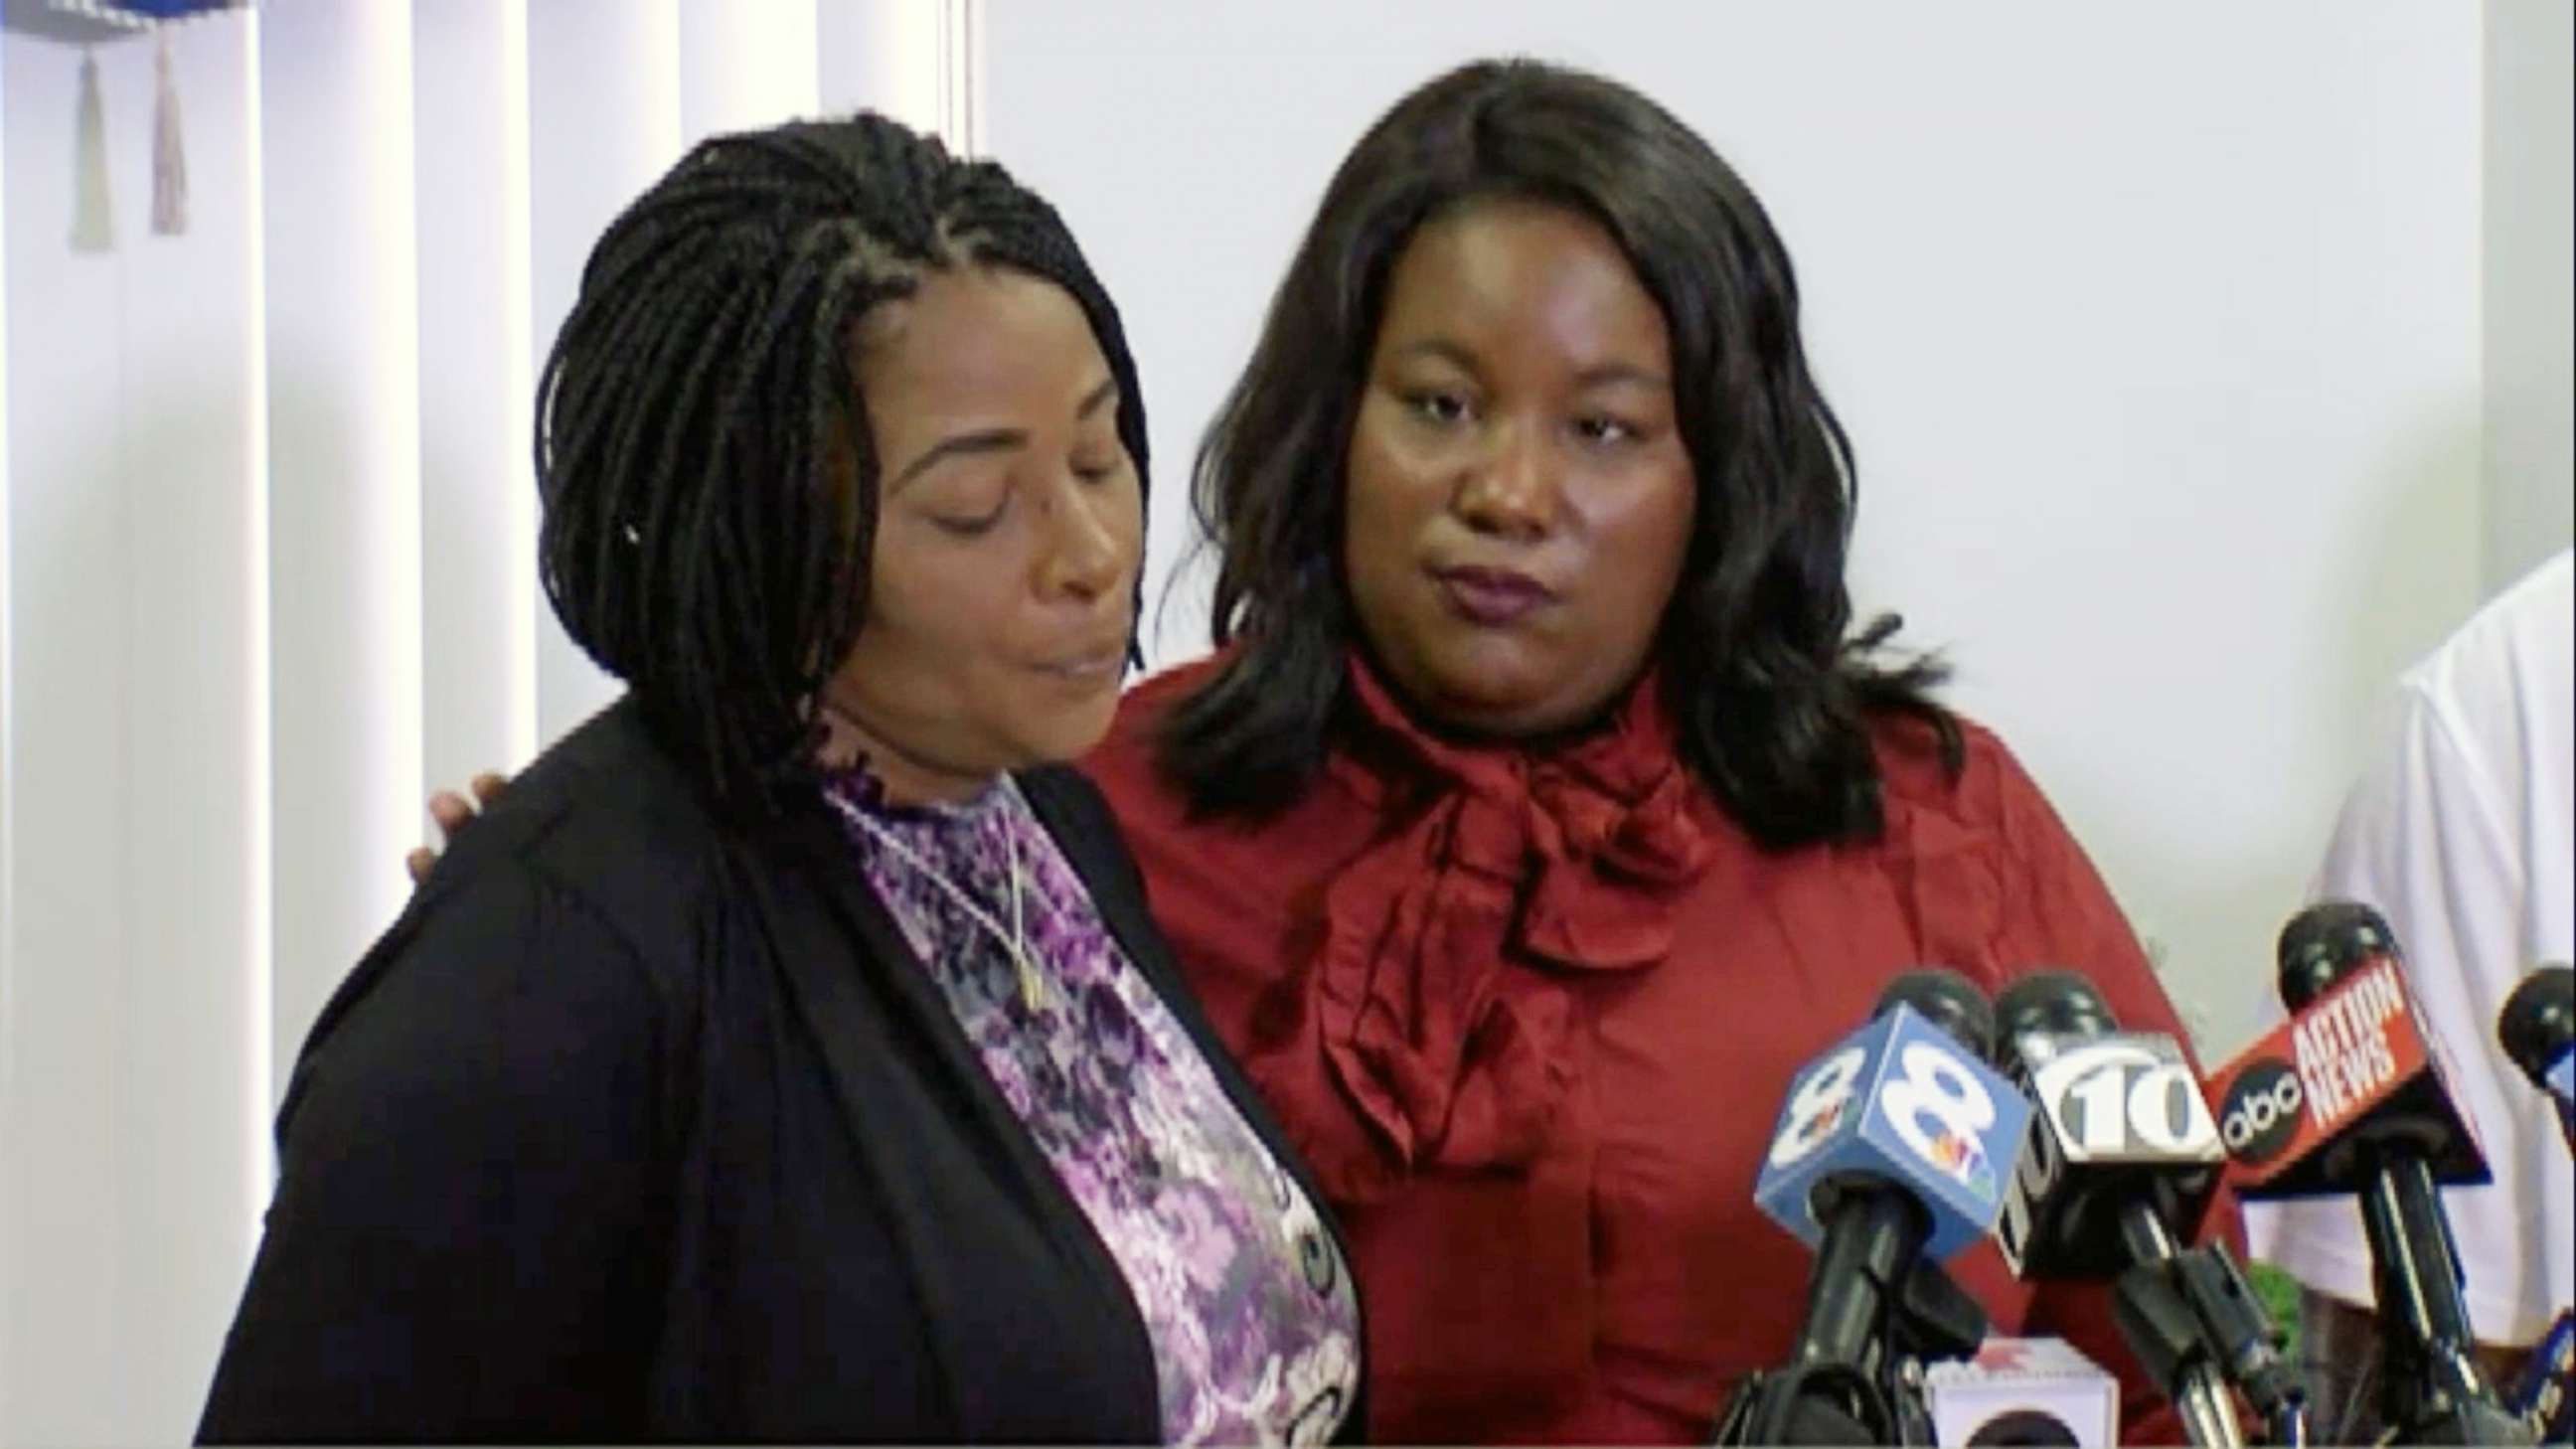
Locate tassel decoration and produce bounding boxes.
[152,31,187,236]
[71,48,115,253]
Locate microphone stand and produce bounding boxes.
[2353,1149,2532,1445]
[1884,1252,1988,1446]
[1712,1195,1987,1446]
[2110,1216,2307,1446]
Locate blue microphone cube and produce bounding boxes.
[1754,1002,2032,1262]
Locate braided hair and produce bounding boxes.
[537,114,1148,811]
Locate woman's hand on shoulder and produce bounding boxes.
[406,771,512,885]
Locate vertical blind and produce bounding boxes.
[0,3,978,1440]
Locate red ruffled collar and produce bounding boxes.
[1246,652,1716,1202]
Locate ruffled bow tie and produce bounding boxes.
[1256,654,1715,1202]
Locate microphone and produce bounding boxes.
[1718,969,2032,1445]
[2496,963,2574,1153]
[2509,1309,2574,1443]
[1991,970,2225,1278]
[2494,964,2572,1442]
[2201,901,2529,1445]
[1991,971,2298,1448]
[2205,902,2490,1197]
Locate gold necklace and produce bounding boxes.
[829,786,1046,1012]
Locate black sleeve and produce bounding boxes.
[1020,764,1155,912]
[197,861,678,1444]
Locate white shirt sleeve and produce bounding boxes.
[2245,556,2576,1348]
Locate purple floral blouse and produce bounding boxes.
[823,772,1359,1446]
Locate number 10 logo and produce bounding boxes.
[2037,1042,2218,1156]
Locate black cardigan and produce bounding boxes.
[198,699,1366,1443]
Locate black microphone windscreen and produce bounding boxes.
[2276,900,2400,1011]
[1995,970,2119,1044]
[1877,967,1996,1059]
[2498,964,2575,1082]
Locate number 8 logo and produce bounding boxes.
[1881,1042,1998,1171]
[1768,1046,1866,1169]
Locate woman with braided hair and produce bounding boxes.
[196,113,1360,1445]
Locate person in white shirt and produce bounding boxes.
[2246,548,2575,1437]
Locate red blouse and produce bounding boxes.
[1079,655,2235,1444]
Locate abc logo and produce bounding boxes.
[2217,1059,2305,1163]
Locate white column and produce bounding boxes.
[818,0,974,145]
[2483,0,2576,590]
[110,16,268,1437]
[0,21,17,1438]
[678,0,819,144]
[240,0,275,1263]
[415,0,538,796]
[1,18,265,1440]
[944,0,984,156]
[527,0,680,745]
[0,33,139,1442]
[258,0,423,1095]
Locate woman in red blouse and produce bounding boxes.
[1077,59,2235,1444]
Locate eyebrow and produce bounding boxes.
[1394,339,1483,375]
[1075,377,1118,420]
[1574,362,1669,391]
[1393,340,1667,392]
[890,427,1026,490]
[888,377,1121,491]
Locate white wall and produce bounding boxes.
[983,0,2494,1051]
[0,32,14,1438]
[0,18,16,1439]
[2484,0,2576,593]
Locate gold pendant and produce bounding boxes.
[1013,949,1046,1012]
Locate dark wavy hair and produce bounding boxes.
[1159,59,1957,849]
[536,114,1147,810]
